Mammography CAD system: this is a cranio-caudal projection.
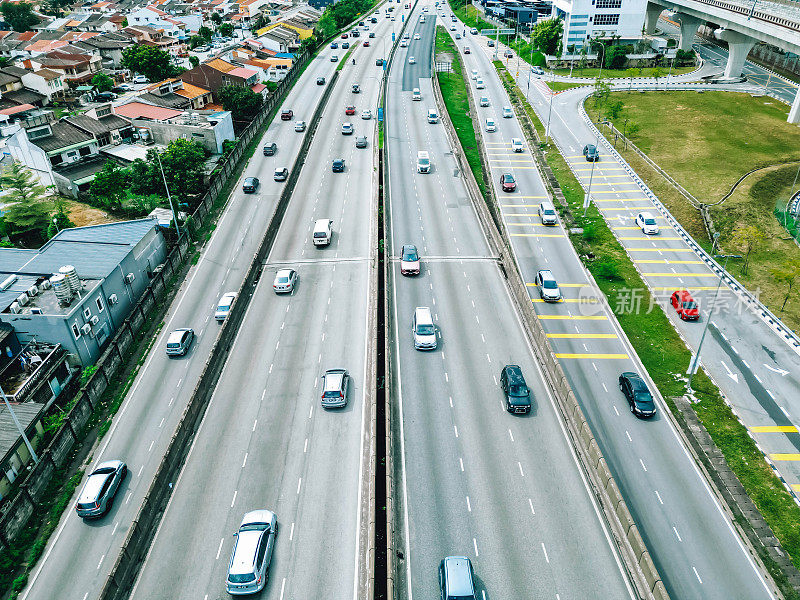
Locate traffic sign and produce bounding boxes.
[481,28,515,36]
[378,107,384,122]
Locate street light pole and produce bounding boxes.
[687,254,742,391]
[545,69,555,143]
[155,151,181,238]
[2,385,38,465]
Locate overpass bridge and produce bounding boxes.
[645,0,800,119]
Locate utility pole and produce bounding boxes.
[2,385,38,466]
[155,151,182,238]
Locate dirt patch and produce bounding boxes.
[435,50,455,64]
[65,200,122,228]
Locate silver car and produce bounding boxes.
[226,510,277,595]
[166,328,194,356]
[75,460,127,519]
[215,292,237,321]
[294,120,306,132]
[321,368,349,408]
[535,269,562,302]
[273,268,297,293]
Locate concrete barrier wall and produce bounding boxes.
[431,42,668,600]
[98,64,342,600]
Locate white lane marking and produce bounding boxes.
[454,425,459,438]
[97,554,105,570]
[252,419,257,431]
[640,459,647,472]
[508,429,514,442]
[541,543,550,563]
[137,465,144,477]
[297,478,302,494]
[529,498,535,515]
[602,383,608,393]
[673,526,682,542]
[613,406,619,416]
[518,462,525,477]
[230,490,237,508]
[280,578,286,600]
[625,431,632,442]
[460,458,464,472]
[216,538,224,560]
[466,496,472,512]
[693,567,703,584]
[655,490,664,505]
[148,440,154,452]
[304,438,308,453]
[242,453,248,468]
[473,538,479,557]
[289,522,295,541]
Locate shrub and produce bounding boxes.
[594,259,623,280]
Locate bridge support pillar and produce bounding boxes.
[644,2,663,34]
[675,13,702,51]
[788,90,800,124]
[715,28,756,78]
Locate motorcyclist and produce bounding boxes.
[352,58,356,65]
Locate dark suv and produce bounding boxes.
[500,365,531,413]
[332,158,345,172]
[619,372,656,418]
[583,144,600,162]
[280,108,293,121]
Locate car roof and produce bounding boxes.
[323,369,346,390]
[168,329,187,342]
[230,529,262,574]
[538,269,555,280]
[504,364,525,384]
[219,292,236,304]
[443,556,473,594]
[79,469,113,502]
[540,201,554,209]
[622,371,649,390]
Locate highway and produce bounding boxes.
[446,12,780,599]
[127,9,394,599]
[388,4,633,599]
[19,36,343,600]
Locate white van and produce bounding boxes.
[412,307,437,350]
[427,108,439,123]
[313,219,332,246]
[412,87,421,101]
[215,292,237,321]
[417,151,430,173]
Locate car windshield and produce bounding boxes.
[509,384,527,396]
[277,277,289,283]
[240,522,269,532]
[402,248,418,261]
[683,301,697,309]
[504,175,515,183]
[416,324,435,335]
[634,393,655,408]
[544,208,555,215]
[644,218,656,225]
[542,280,558,289]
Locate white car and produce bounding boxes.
[502,106,513,118]
[295,120,306,132]
[635,211,660,235]
[342,122,354,134]
[471,69,478,80]
[414,33,421,40]
[476,78,485,89]
[361,109,372,120]
[449,24,456,31]
[215,292,237,321]
[133,75,149,84]
[408,56,416,64]
[400,40,408,47]
[511,138,524,152]
[479,96,490,107]
[273,268,297,293]
[485,118,496,132]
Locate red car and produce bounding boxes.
[500,172,516,192]
[280,108,293,121]
[341,33,348,38]
[345,105,356,115]
[671,290,699,321]
[363,41,370,47]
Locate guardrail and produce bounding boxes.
[98,67,342,600]
[578,101,800,358]
[433,30,667,600]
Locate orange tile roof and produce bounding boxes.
[114,101,182,120]
[206,58,236,72]
[174,81,210,99]
[25,40,69,53]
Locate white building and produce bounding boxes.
[552,0,647,52]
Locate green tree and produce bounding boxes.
[155,139,207,207]
[189,55,200,68]
[121,44,175,82]
[772,261,800,314]
[531,18,562,56]
[128,158,161,197]
[730,225,765,276]
[189,35,206,49]
[316,11,337,39]
[651,66,664,81]
[626,67,637,92]
[218,22,233,37]
[605,44,631,69]
[91,73,114,92]
[252,12,270,30]
[218,85,263,120]
[89,160,129,209]
[0,162,51,241]
[0,2,39,32]
[593,76,611,110]
[198,25,213,40]
[210,12,222,25]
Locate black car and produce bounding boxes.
[500,365,531,413]
[317,76,326,85]
[583,144,600,162]
[281,108,293,120]
[332,158,345,172]
[95,91,117,101]
[342,41,350,49]
[263,142,277,156]
[369,32,376,38]
[330,42,339,49]
[242,176,259,193]
[351,29,360,37]
[376,58,384,66]
[274,167,288,181]
[618,372,656,418]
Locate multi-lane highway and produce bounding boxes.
[127,12,393,599]
[19,33,346,600]
[445,10,779,599]
[387,5,633,599]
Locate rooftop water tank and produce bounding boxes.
[59,265,81,293]
[50,273,73,305]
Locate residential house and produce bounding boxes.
[0,219,169,365]
[257,26,297,53]
[20,69,65,103]
[124,25,184,55]
[179,61,256,100]
[65,103,133,148]
[71,31,133,68]
[29,50,102,86]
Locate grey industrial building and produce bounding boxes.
[0,219,167,365]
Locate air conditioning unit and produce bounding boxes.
[30,308,42,315]
[108,293,118,305]
[9,302,20,314]
[39,279,52,290]
[16,294,29,306]
[90,315,99,325]
[26,285,38,297]
[81,323,92,335]
[125,273,135,284]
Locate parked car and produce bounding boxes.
[242,176,259,193]
[281,108,293,120]
[342,122,354,135]
[332,157,346,172]
[670,290,700,321]
[356,136,368,148]
[583,144,600,161]
[321,368,349,408]
[225,510,277,595]
[75,460,127,518]
[133,75,149,84]
[400,244,420,275]
[166,328,194,356]
[295,120,306,132]
[535,269,561,302]
[215,292,237,321]
[501,365,531,413]
[274,167,289,181]
[500,172,516,192]
[263,142,277,156]
[619,372,657,418]
[635,211,660,235]
[273,268,297,293]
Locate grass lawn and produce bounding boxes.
[553,65,697,79]
[586,90,800,332]
[496,65,800,596]
[547,81,587,92]
[435,26,485,197]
